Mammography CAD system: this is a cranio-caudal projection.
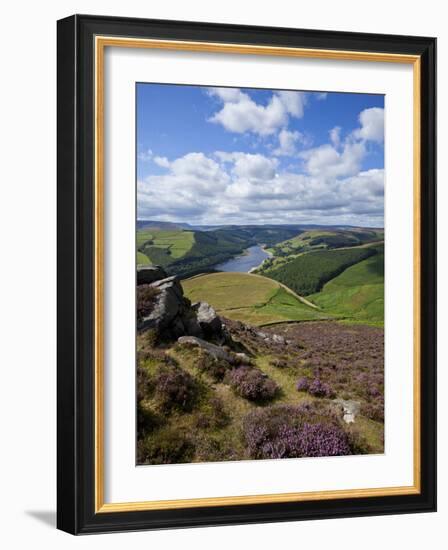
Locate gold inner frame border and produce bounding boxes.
[94,36,421,513]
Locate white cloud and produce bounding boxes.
[316,92,328,101]
[276,91,307,117]
[329,126,341,148]
[353,107,384,143]
[299,106,384,182]
[208,88,307,136]
[300,141,366,180]
[153,155,170,168]
[137,104,384,226]
[207,87,245,103]
[342,169,384,200]
[215,152,278,180]
[273,129,303,156]
[169,152,227,183]
[138,148,153,161]
[137,149,384,226]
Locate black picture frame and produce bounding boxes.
[57,14,436,535]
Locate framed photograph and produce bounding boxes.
[57,14,436,534]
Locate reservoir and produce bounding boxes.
[214,245,271,273]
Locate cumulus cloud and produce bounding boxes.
[316,92,328,101]
[298,107,384,182]
[207,87,245,103]
[153,155,170,168]
[276,91,307,117]
[329,126,341,148]
[138,148,153,162]
[137,148,384,226]
[215,152,278,180]
[300,141,366,180]
[137,100,384,226]
[273,129,304,156]
[208,88,307,136]
[353,107,384,143]
[169,152,228,184]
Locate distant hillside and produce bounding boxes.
[137,220,384,232]
[136,224,384,326]
[268,228,384,258]
[136,220,194,231]
[309,245,384,326]
[262,247,377,296]
[136,225,303,278]
[182,272,330,326]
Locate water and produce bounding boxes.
[214,245,271,273]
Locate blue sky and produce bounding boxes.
[137,83,384,227]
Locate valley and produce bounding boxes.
[137,222,384,327]
[136,222,384,465]
[183,272,330,326]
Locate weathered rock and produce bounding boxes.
[214,321,235,347]
[137,273,235,345]
[254,330,272,343]
[138,285,181,332]
[193,301,222,336]
[272,334,286,345]
[333,398,361,424]
[170,316,186,339]
[177,336,237,365]
[137,265,167,285]
[181,310,203,338]
[151,276,184,299]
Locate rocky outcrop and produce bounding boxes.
[177,336,238,365]
[137,265,168,285]
[138,278,183,334]
[151,275,184,299]
[333,398,361,424]
[137,265,223,342]
[193,301,222,337]
[179,309,203,338]
[254,330,286,345]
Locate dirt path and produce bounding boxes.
[246,272,320,310]
[183,271,320,311]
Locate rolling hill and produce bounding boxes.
[137,224,384,326]
[136,225,385,466]
[182,272,331,326]
[308,245,384,326]
[137,229,195,264]
[269,228,384,257]
[136,225,303,277]
[260,247,377,296]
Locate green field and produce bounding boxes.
[182,272,331,325]
[137,226,385,466]
[309,247,384,326]
[137,225,384,326]
[136,225,307,274]
[137,229,195,266]
[137,251,151,265]
[136,228,253,274]
[268,228,384,257]
[261,247,377,296]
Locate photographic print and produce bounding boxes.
[57,16,436,533]
[136,83,385,465]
